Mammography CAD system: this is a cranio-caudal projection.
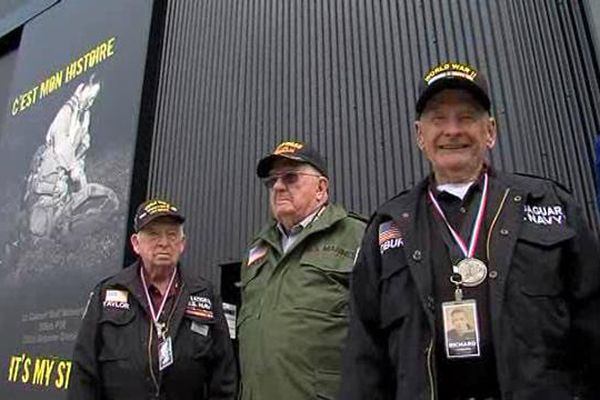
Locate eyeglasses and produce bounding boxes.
[262,171,322,189]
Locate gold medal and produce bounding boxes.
[456,258,487,287]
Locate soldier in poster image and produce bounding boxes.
[339,62,600,399]
[69,199,236,400]
[237,141,366,400]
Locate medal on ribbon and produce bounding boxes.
[140,266,177,370]
[429,173,489,287]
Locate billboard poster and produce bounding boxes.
[0,0,153,397]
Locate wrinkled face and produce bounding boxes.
[415,89,496,183]
[451,310,469,333]
[131,217,185,270]
[266,159,328,226]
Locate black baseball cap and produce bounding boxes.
[134,199,185,232]
[416,62,491,116]
[256,141,328,178]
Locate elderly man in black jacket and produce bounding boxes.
[340,62,600,400]
[69,199,236,400]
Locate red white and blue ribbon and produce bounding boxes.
[140,266,177,339]
[427,173,489,258]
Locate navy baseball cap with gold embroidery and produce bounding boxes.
[416,62,491,115]
[256,140,328,178]
[134,199,185,232]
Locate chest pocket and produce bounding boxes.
[183,315,215,359]
[239,257,269,324]
[296,252,354,315]
[241,256,268,287]
[98,309,136,362]
[515,223,575,296]
[379,256,411,330]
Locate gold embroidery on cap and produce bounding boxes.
[273,141,304,155]
[424,62,478,84]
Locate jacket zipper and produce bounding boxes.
[426,338,435,400]
[149,281,186,398]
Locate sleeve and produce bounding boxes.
[207,293,237,400]
[67,285,103,400]
[560,188,600,398]
[338,216,394,400]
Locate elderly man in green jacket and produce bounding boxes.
[237,141,366,400]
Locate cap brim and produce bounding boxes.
[256,154,306,178]
[416,78,490,115]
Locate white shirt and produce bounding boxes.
[277,205,326,253]
[436,181,475,200]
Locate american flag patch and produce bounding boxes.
[247,245,267,266]
[379,221,402,245]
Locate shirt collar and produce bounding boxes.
[139,262,180,298]
[429,165,488,199]
[277,204,326,238]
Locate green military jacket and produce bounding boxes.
[238,203,366,400]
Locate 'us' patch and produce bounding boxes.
[247,244,267,266]
[379,220,404,254]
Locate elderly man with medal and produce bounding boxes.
[69,199,236,400]
[340,61,600,400]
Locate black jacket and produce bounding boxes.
[68,262,236,400]
[340,171,600,400]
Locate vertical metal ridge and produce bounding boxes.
[146,0,600,285]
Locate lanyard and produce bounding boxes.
[428,173,489,259]
[140,266,177,340]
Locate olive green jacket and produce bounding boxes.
[238,203,366,400]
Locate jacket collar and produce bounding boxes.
[255,203,348,254]
[108,260,212,341]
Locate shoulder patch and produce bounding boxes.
[186,295,214,320]
[523,204,566,226]
[379,220,404,254]
[247,244,268,267]
[103,289,130,310]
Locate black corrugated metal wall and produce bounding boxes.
[146,0,600,285]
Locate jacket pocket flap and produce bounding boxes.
[99,309,135,326]
[184,314,216,325]
[301,252,355,273]
[380,260,409,280]
[240,257,268,287]
[518,224,575,247]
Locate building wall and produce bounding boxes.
[146,0,600,285]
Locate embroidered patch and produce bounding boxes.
[186,295,214,319]
[105,290,128,303]
[103,290,130,310]
[188,296,212,310]
[247,245,267,266]
[185,308,214,319]
[523,204,565,225]
[379,220,404,254]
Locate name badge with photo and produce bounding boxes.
[442,299,481,359]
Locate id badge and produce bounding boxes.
[442,299,480,359]
[158,336,174,371]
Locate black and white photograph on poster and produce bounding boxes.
[5,74,120,276]
[442,300,481,358]
[0,0,153,397]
